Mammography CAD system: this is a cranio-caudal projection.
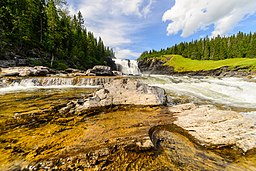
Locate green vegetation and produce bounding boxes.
[0,0,114,69]
[158,55,256,72]
[139,32,256,61]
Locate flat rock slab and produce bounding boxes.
[170,103,256,153]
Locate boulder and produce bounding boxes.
[61,79,167,114]
[30,66,49,76]
[86,65,114,76]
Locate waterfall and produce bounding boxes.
[113,59,141,75]
[0,77,114,94]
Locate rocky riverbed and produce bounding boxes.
[0,77,256,170]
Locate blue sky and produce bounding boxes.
[67,0,256,60]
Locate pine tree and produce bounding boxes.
[0,0,115,69]
[139,32,256,60]
[45,0,59,66]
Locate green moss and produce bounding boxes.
[161,55,256,72]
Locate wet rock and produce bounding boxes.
[59,102,76,114]
[149,125,228,170]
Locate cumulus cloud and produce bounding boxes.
[114,48,141,59]
[162,0,256,37]
[68,0,155,59]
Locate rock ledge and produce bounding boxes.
[170,103,256,153]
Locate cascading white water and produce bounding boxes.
[2,73,256,116]
[0,77,114,94]
[144,75,256,110]
[113,59,141,75]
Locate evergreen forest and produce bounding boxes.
[0,0,115,69]
[139,32,256,60]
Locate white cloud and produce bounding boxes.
[114,48,141,59]
[68,0,155,59]
[162,0,256,37]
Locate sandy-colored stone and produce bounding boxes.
[0,66,50,77]
[74,79,167,113]
[171,104,256,152]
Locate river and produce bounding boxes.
[143,75,256,113]
[0,66,256,169]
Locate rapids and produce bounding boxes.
[143,75,256,112]
[0,73,256,170]
[1,75,256,112]
[0,77,114,94]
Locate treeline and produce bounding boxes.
[0,0,115,69]
[140,32,256,60]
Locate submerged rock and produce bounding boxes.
[149,124,229,170]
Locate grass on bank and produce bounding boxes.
[160,55,256,72]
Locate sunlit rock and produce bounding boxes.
[63,79,167,114]
[171,104,256,153]
[0,66,51,77]
[85,65,114,76]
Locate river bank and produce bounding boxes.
[138,55,256,77]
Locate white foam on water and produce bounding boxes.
[0,77,112,94]
[240,111,256,125]
[240,111,256,116]
[0,85,100,95]
[147,75,256,109]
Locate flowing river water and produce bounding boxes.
[0,71,256,169]
[143,75,256,114]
